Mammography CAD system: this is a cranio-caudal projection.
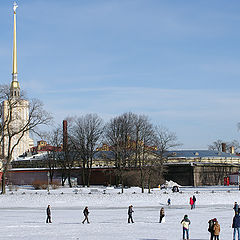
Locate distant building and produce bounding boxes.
[7,146,240,186]
[164,150,240,186]
[31,140,62,153]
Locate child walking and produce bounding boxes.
[213,220,220,240]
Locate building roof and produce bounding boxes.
[14,149,240,163]
[166,150,240,159]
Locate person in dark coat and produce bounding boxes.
[46,205,52,223]
[234,202,239,215]
[232,213,240,240]
[159,207,165,223]
[167,198,171,206]
[82,206,90,224]
[128,205,134,223]
[208,218,217,240]
[192,195,196,209]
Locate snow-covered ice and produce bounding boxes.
[0,186,239,239]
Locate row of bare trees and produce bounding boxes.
[46,112,180,192]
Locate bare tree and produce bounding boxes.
[70,114,103,187]
[44,127,63,184]
[62,140,78,188]
[131,114,155,193]
[104,112,134,193]
[44,125,69,186]
[208,139,224,152]
[0,85,52,194]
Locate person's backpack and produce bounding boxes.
[208,219,214,232]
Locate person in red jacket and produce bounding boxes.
[190,197,194,210]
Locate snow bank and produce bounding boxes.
[162,180,182,188]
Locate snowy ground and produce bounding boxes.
[0,186,239,239]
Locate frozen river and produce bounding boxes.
[0,186,238,239]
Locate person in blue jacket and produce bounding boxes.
[232,212,240,240]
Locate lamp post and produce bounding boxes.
[47,171,50,193]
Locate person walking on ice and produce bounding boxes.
[82,206,90,224]
[46,205,52,223]
[128,205,134,223]
[159,207,165,223]
[192,195,196,209]
[232,212,240,240]
[213,220,220,240]
[181,214,190,240]
[190,197,194,210]
[167,198,171,206]
[234,202,239,215]
[208,218,217,240]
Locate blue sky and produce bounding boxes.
[1,0,240,149]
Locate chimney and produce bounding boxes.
[222,143,226,153]
[63,120,68,152]
[230,146,235,154]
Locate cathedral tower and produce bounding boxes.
[1,2,33,160]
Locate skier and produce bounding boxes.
[192,195,196,209]
[190,197,194,210]
[181,214,191,240]
[159,207,165,223]
[82,206,90,224]
[234,202,239,215]
[46,205,52,223]
[208,218,217,240]
[128,205,134,223]
[232,212,240,240]
[167,198,171,206]
[213,220,220,240]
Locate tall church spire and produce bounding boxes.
[13,2,17,75]
[10,2,20,98]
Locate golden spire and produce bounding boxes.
[10,2,20,98]
[12,2,18,75]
